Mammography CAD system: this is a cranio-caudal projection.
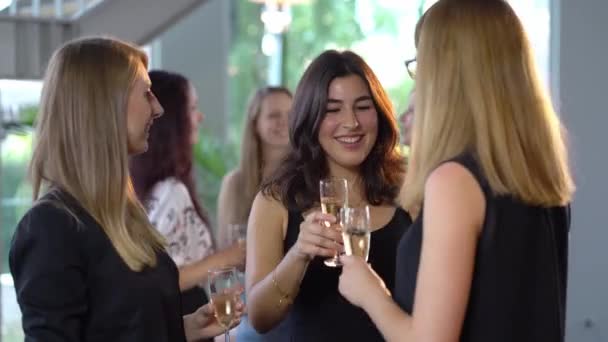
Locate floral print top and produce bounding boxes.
[146,178,215,272]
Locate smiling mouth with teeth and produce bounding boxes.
[336,136,363,144]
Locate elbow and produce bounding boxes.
[248,313,274,334]
[245,293,277,333]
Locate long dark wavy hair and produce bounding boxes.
[130,70,209,225]
[262,50,405,211]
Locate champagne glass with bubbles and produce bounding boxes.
[208,267,239,342]
[227,223,247,301]
[341,206,371,262]
[319,178,348,267]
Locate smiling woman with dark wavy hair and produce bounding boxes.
[245,49,412,341]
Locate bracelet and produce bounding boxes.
[271,269,292,307]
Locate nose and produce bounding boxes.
[343,108,360,129]
[198,110,204,123]
[151,93,164,118]
[278,112,288,128]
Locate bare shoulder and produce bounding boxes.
[425,162,485,232]
[428,161,481,189]
[220,169,240,191]
[251,191,287,218]
[250,191,289,237]
[218,169,241,210]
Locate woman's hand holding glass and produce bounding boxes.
[290,211,344,262]
[338,255,390,309]
[206,267,244,342]
[183,297,245,341]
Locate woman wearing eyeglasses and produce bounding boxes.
[338,1,574,341]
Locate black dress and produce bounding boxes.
[276,207,412,341]
[9,188,186,342]
[394,154,570,342]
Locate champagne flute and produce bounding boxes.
[227,223,247,246]
[208,267,239,342]
[341,206,371,262]
[227,223,247,300]
[319,178,348,267]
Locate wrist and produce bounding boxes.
[286,246,311,265]
[363,286,392,312]
[218,247,238,266]
[182,314,198,342]
[207,251,225,268]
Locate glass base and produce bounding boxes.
[324,256,342,267]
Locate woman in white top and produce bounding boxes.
[130,70,245,321]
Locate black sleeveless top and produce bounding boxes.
[394,154,570,342]
[275,207,411,341]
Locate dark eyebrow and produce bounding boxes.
[327,96,372,104]
[354,95,372,103]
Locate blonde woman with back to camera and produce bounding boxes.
[338,1,575,341]
[8,37,243,342]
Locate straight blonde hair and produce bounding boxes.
[403,0,574,211]
[29,37,165,271]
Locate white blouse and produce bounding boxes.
[146,178,215,268]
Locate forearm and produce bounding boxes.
[178,253,229,291]
[364,293,413,342]
[247,248,309,333]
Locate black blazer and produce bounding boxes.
[9,189,186,342]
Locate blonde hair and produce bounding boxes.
[404,0,574,210]
[230,87,292,224]
[29,37,165,271]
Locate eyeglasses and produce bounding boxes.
[404,58,417,79]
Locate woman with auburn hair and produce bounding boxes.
[130,70,245,320]
[338,1,575,341]
[217,86,292,242]
[246,49,411,341]
[9,37,243,341]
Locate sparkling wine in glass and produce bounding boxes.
[227,223,247,245]
[227,223,247,299]
[208,267,239,342]
[319,178,348,267]
[341,206,371,262]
